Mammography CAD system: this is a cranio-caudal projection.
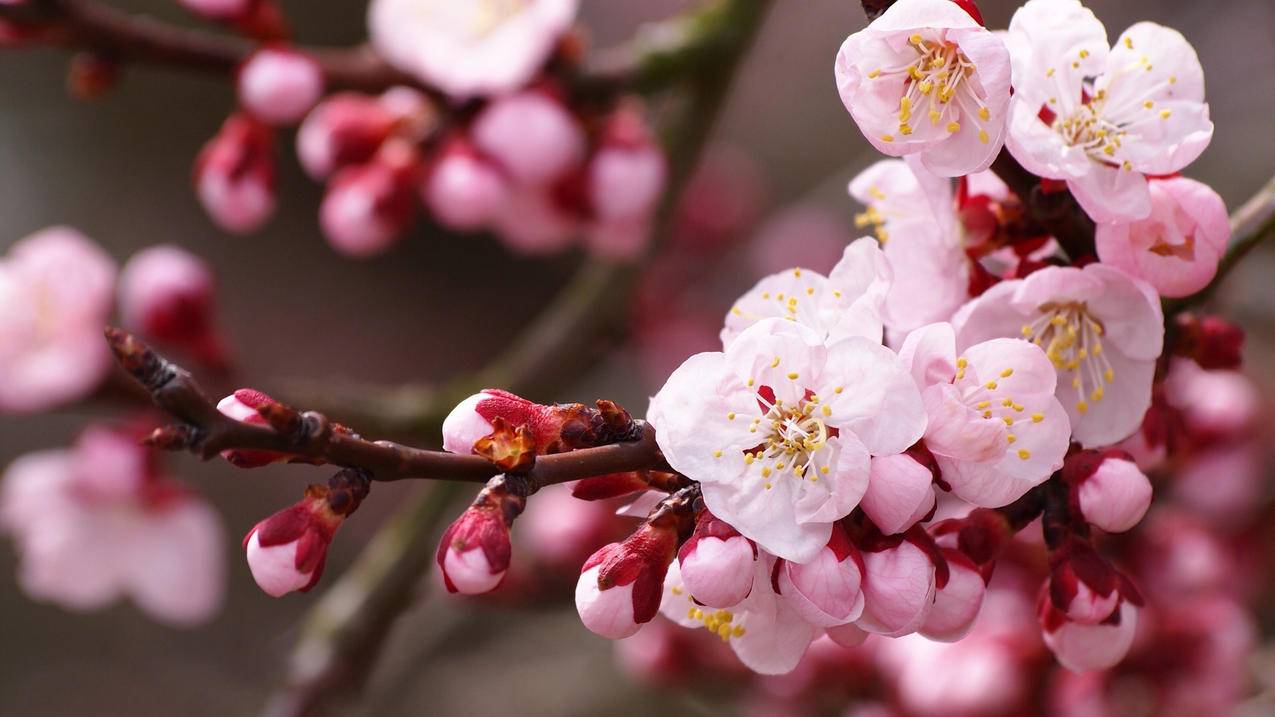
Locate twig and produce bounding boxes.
[989,150,1097,262]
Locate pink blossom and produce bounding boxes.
[118,245,224,366]
[491,187,577,255]
[856,539,936,636]
[677,510,756,608]
[1067,450,1152,533]
[575,520,678,639]
[953,263,1164,447]
[0,426,224,625]
[421,136,509,232]
[1005,0,1213,222]
[649,318,925,562]
[588,107,667,224]
[237,48,325,126]
[295,93,399,180]
[835,0,1012,177]
[519,486,620,573]
[320,141,418,257]
[367,0,578,99]
[216,388,289,468]
[660,556,817,674]
[194,113,277,234]
[472,90,585,188]
[919,549,985,641]
[0,227,116,413]
[721,238,893,347]
[1095,177,1229,298]
[1163,358,1260,438]
[899,322,1070,507]
[861,453,935,535]
[436,481,515,595]
[776,524,866,627]
[1041,598,1139,673]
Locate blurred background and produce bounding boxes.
[3,0,1275,714]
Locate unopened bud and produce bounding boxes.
[238,48,324,126]
[1066,450,1152,533]
[575,519,679,639]
[422,136,510,232]
[436,475,526,595]
[119,245,226,367]
[472,89,585,188]
[216,389,289,468]
[194,113,276,234]
[776,523,864,627]
[678,511,756,608]
[320,141,418,257]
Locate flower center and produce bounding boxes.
[1021,303,1114,414]
[460,0,528,39]
[740,390,834,491]
[868,34,992,145]
[1053,94,1131,166]
[954,357,1039,460]
[675,595,747,642]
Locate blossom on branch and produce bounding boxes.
[237,48,325,126]
[194,113,277,235]
[119,245,226,369]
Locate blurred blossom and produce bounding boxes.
[0,227,116,413]
[296,93,400,181]
[672,145,768,252]
[0,424,225,625]
[320,140,419,257]
[237,48,325,126]
[472,89,585,189]
[421,136,510,232]
[194,113,277,234]
[748,204,850,277]
[119,244,226,368]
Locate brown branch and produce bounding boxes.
[990,150,1097,262]
[106,327,670,489]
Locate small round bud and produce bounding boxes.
[238,48,325,126]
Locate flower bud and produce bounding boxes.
[472,90,585,188]
[216,389,288,468]
[856,539,936,637]
[1067,450,1152,533]
[296,93,399,180]
[243,469,370,597]
[777,523,865,627]
[436,475,526,595]
[678,511,756,608]
[320,141,418,257]
[442,390,639,456]
[575,520,679,639]
[587,106,666,224]
[1047,543,1121,625]
[421,137,509,231]
[919,549,986,641]
[861,453,936,535]
[238,48,324,126]
[1040,594,1139,673]
[194,113,276,234]
[1174,313,1244,370]
[119,245,225,366]
[492,188,577,255]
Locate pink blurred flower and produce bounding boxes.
[472,89,585,188]
[721,238,893,347]
[861,453,935,535]
[776,524,866,627]
[678,510,756,608]
[237,48,325,126]
[367,0,578,99]
[649,318,924,562]
[194,113,277,234]
[320,141,418,257]
[835,0,1011,177]
[178,0,253,22]
[491,187,577,255]
[1163,358,1260,439]
[748,204,852,277]
[519,486,622,573]
[1040,598,1139,673]
[1096,177,1229,298]
[119,245,225,367]
[0,227,116,413]
[296,93,399,180]
[899,322,1070,507]
[0,426,224,625]
[920,548,985,641]
[1005,0,1213,222]
[421,136,510,232]
[953,263,1163,447]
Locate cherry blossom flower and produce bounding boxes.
[0,227,116,413]
[194,113,277,234]
[649,318,925,562]
[860,453,935,535]
[471,89,585,188]
[296,93,401,181]
[0,426,224,625]
[491,187,577,255]
[855,538,936,636]
[319,140,418,257]
[1096,177,1229,298]
[660,557,817,675]
[898,322,1070,507]
[919,548,985,641]
[835,0,1012,177]
[1040,597,1139,673]
[368,0,578,99]
[677,510,756,608]
[437,476,525,595]
[237,48,325,126]
[720,238,893,348]
[1005,0,1213,222]
[119,244,225,367]
[953,263,1163,448]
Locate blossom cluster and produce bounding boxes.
[189,0,666,261]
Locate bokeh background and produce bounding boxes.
[3,0,1275,714]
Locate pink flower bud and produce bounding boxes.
[492,188,577,255]
[216,389,288,468]
[575,522,678,639]
[118,245,225,365]
[244,492,339,597]
[237,48,324,126]
[1047,544,1121,625]
[919,549,986,641]
[677,511,756,608]
[1040,597,1139,673]
[587,108,666,223]
[421,137,509,231]
[861,453,936,535]
[1069,451,1152,533]
[194,113,276,234]
[319,142,418,257]
[777,524,866,627]
[472,90,585,188]
[442,390,528,455]
[856,539,936,637]
[825,621,869,648]
[296,93,398,180]
[436,476,525,595]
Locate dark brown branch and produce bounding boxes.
[990,150,1097,262]
[106,328,670,489]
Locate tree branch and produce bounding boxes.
[989,150,1097,262]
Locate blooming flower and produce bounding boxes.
[835,0,1012,177]
[953,263,1163,448]
[237,48,325,126]
[0,426,224,625]
[649,318,925,562]
[898,322,1070,507]
[1095,177,1230,298]
[0,227,116,413]
[721,237,893,347]
[368,0,578,99]
[1004,0,1213,222]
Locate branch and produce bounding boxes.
[990,150,1097,262]
[106,328,670,489]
